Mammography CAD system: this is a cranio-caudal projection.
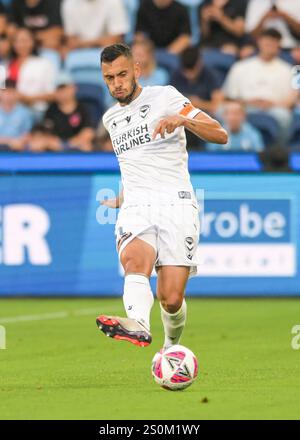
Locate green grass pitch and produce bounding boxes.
[0,298,300,420]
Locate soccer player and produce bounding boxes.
[96,44,227,349]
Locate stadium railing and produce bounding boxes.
[0,152,267,173]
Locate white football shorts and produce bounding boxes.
[115,203,200,277]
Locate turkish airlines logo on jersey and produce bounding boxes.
[139,105,151,119]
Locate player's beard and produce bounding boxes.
[113,79,138,105]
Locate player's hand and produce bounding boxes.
[100,197,121,209]
[152,115,185,140]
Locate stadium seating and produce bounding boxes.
[247,112,281,147]
[39,48,62,73]
[178,0,204,44]
[290,113,300,149]
[123,0,139,43]
[0,0,12,7]
[202,48,237,85]
[0,144,10,152]
[64,49,102,86]
[76,83,105,128]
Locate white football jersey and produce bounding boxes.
[103,85,201,206]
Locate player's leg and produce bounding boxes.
[121,236,156,330]
[156,265,190,349]
[97,236,157,347]
[155,202,200,349]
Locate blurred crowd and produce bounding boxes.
[0,0,300,154]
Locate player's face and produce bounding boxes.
[102,55,140,104]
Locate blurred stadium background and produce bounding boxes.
[0,0,300,420]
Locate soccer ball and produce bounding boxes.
[151,344,199,391]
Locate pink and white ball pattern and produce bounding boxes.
[151,345,199,391]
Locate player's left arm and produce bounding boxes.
[153,111,228,144]
[100,188,124,209]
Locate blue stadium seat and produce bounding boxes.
[64,49,102,86]
[0,0,12,8]
[279,50,295,65]
[0,144,10,152]
[123,0,139,43]
[76,83,105,128]
[202,48,236,84]
[289,112,300,149]
[39,48,62,73]
[247,112,280,147]
[177,0,204,45]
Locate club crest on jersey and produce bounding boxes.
[139,105,151,119]
[178,191,191,199]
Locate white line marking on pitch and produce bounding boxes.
[0,307,121,324]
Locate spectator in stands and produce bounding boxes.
[170,46,223,115]
[0,79,34,151]
[295,87,300,114]
[0,3,11,67]
[96,131,114,152]
[0,33,11,68]
[29,72,95,152]
[135,0,191,70]
[245,0,300,50]
[223,29,298,144]
[169,45,223,150]
[199,0,254,57]
[206,100,265,151]
[9,0,63,50]
[131,39,169,87]
[62,0,129,51]
[292,46,300,65]
[0,3,7,33]
[7,28,57,117]
[261,145,291,172]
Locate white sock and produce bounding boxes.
[123,274,154,331]
[160,299,187,349]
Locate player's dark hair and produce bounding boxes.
[180,46,201,70]
[259,28,282,41]
[101,44,132,64]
